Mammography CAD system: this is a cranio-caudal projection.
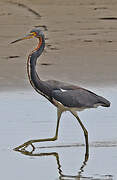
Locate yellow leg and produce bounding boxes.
[14,109,62,151]
[70,110,89,160]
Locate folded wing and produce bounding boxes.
[52,87,110,108]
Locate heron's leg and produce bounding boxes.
[14,108,62,151]
[70,110,89,160]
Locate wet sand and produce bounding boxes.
[0,0,117,179]
[1,0,117,90]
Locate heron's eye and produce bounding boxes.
[30,32,37,37]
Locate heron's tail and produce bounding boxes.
[99,96,111,107]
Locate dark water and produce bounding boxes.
[0,87,117,180]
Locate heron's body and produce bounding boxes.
[27,32,110,111]
[11,28,110,158]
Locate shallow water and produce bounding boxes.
[0,87,117,180]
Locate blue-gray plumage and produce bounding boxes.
[11,28,110,159]
[52,86,110,108]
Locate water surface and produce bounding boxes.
[0,87,117,180]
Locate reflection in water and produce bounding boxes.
[15,144,114,180]
[15,146,89,179]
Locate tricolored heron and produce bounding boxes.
[11,28,110,158]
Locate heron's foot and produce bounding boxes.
[13,140,35,152]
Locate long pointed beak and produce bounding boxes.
[10,33,35,44]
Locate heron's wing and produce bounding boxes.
[45,80,79,89]
[52,88,110,108]
[44,80,110,108]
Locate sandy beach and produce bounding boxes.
[0,0,117,90]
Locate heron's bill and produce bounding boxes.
[10,32,36,44]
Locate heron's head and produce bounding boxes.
[11,28,44,44]
[30,28,44,38]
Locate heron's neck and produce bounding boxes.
[27,36,53,104]
[27,36,45,92]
